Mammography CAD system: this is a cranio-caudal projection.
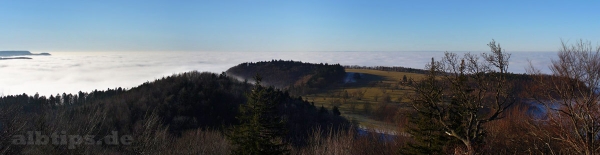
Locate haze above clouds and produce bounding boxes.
[0,51,556,96]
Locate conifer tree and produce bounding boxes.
[402,112,450,154]
[402,58,450,154]
[332,106,341,116]
[318,105,329,115]
[228,75,289,155]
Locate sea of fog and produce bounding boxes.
[0,51,557,96]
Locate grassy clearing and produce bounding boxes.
[304,69,426,133]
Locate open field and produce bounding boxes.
[304,69,427,133]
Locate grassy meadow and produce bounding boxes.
[303,69,426,133]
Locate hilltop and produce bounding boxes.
[226,60,346,95]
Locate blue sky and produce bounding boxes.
[1,0,598,52]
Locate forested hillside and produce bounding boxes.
[0,71,350,154]
[226,60,346,95]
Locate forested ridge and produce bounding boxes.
[226,60,346,95]
[0,71,350,154]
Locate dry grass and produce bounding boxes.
[169,129,231,155]
[292,126,407,155]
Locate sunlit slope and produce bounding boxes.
[304,69,426,133]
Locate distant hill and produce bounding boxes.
[226,60,346,95]
[0,51,50,57]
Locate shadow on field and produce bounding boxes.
[344,72,386,88]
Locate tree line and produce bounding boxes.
[343,65,429,74]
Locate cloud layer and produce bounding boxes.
[0,51,557,96]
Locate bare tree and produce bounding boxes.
[354,89,366,100]
[527,40,600,155]
[409,40,515,155]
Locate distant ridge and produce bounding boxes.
[0,50,51,57]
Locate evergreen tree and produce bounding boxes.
[318,106,329,115]
[55,93,61,105]
[402,112,450,155]
[228,75,289,155]
[332,106,341,116]
[49,95,55,106]
[402,58,450,154]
